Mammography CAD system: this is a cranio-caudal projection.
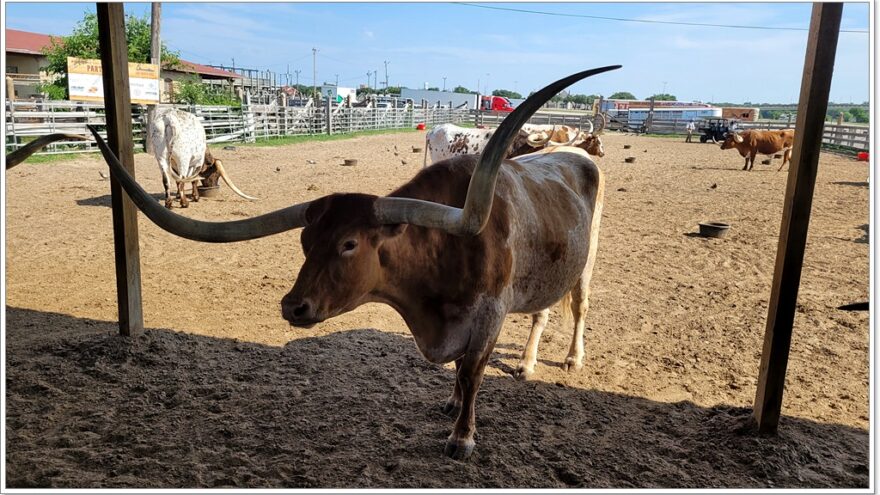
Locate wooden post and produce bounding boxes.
[6,76,17,150]
[752,3,841,434]
[97,3,145,336]
[145,2,161,151]
[6,75,15,102]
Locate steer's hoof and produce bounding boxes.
[513,364,533,381]
[164,200,174,209]
[562,357,583,373]
[444,438,475,460]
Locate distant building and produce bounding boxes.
[4,28,239,102]
[318,85,357,103]
[400,88,478,109]
[599,98,722,123]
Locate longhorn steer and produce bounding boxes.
[423,122,599,167]
[719,129,795,171]
[149,107,258,207]
[8,66,621,460]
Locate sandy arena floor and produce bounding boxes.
[5,131,870,488]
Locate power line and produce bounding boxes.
[456,3,869,34]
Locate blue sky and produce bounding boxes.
[4,2,871,103]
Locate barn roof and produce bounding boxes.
[4,28,239,79]
[5,28,55,55]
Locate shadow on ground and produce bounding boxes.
[76,192,166,208]
[5,307,869,489]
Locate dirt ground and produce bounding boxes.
[5,131,870,488]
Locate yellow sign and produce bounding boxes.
[67,57,160,104]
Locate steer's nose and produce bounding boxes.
[281,294,317,325]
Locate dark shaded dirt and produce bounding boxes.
[5,308,869,489]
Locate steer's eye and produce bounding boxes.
[341,239,358,256]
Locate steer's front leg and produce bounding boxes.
[442,357,463,416]
[444,312,504,460]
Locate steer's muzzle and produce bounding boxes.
[281,293,320,328]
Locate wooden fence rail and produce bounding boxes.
[4,99,470,156]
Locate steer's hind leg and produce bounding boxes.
[564,170,604,372]
[779,148,792,172]
[177,180,189,208]
[157,155,175,208]
[514,309,549,380]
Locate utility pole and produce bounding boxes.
[383,60,389,90]
[146,2,161,152]
[335,74,339,86]
[312,47,317,99]
[442,76,447,92]
[286,64,290,86]
[366,71,371,91]
[294,69,301,89]
[373,70,378,93]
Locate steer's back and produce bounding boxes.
[501,148,603,312]
[393,148,602,313]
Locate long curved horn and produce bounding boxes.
[214,159,260,201]
[595,113,607,134]
[374,65,622,235]
[557,128,581,146]
[6,133,90,169]
[87,126,309,243]
[584,120,594,135]
[526,131,551,147]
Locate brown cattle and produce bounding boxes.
[8,66,621,460]
[720,129,795,171]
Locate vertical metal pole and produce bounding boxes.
[752,3,842,434]
[96,3,144,336]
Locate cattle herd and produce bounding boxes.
[6,64,806,460]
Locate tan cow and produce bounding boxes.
[720,129,795,171]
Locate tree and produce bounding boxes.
[492,89,522,99]
[609,91,636,100]
[173,77,238,106]
[848,107,868,123]
[453,85,475,94]
[649,93,677,101]
[40,11,180,99]
[427,87,439,91]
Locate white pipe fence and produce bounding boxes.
[4,99,470,156]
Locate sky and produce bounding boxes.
[4,2,872,104]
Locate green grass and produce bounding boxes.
[6,150,124,164]
[231,127,419,149]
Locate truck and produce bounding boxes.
[480,95,515,112]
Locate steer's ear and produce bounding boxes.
[305,195,332,225]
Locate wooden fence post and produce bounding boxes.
[96,3,144,336]
[752,2,842,434]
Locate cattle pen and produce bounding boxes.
[3,2,871,490]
